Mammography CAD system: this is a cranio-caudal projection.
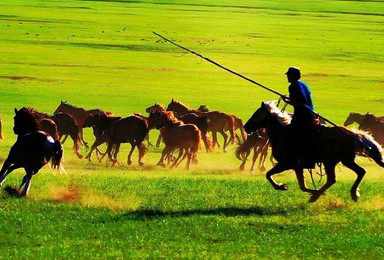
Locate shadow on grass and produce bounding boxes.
[114,204,307,221]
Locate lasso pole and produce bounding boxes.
[153,31,339,127]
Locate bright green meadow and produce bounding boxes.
[0,0,384,258]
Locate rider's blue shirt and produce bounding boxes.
[289,80,314,126]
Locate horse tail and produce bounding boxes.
[202,134,213,152]
[235,137,257,161]
[226,115,236,145]
[51,140,63,170]
[236,119,248,142]
[354,131,384,168]
[191,128,202,154]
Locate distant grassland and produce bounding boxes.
[0,0,384,259]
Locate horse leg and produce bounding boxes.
[156,133,162,148]
[342,160,366,202]
[259,142,269,171]
[112,144,121,166]
[137,143,146,166]
[309,163,337,203]
[266,163,290,190]
[219,130,228,152]
[127,144,136,166]
[79,129,88,148]
[71,132,83,159]
[61,134,69,144]
[85,138,103,161]
[294,168,316,194]
[185,150,192,170]
[19,170,33,197]
[0,159,17,187]
[239,150,250,171]
[251,147,261,173]
[212,131,219,150]
[171,149,184,168]
[157,146,171,167]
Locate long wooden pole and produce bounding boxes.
[153,31,339,127]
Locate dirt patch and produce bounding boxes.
[0,75,58,82]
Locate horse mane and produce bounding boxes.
[58,101,86,112]
[169,99,193,113]
[264,101,292,125]
[15,107,40,133]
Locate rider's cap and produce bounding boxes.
[285,67,301,77]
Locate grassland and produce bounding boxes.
[0,0,384,258]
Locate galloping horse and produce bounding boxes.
[148,110,201,169]
[197,104,247,144]
[0,108,63,196]
[33,110,82,158]
[167,99,235,152]
[83,112,121,162]
[53,101,107,148]
[343,112,366,127]
[104,115,149,166]
[244,101,384,202]
[146,103,212,152]
[235,130,270,173]
[359,113,384,145]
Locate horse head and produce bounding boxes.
[13,107,39,135]
[166,99,190,116]
[148,111,176,129]
[146,103,165,114]
[244,102,271,134]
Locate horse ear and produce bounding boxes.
[172,98,174,102]
[14,108,17,114]
[261,102,265,107]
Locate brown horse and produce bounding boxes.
[197,104,247,144]
[103,115,149,166]
[0,108,63,197]
[83,112,121,162]
[146,103,213,152]
[148,110,201,169]
[167,99,235,152]
[359,113,384,145]
[32,109,82,159]
[343,112,366,127]
[344,112,384,127]
[244,101,384,202]
[53,101,107,148]
[235,130,270,173]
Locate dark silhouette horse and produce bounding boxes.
[53,101,108,148]
[103,115,149,166]
[83,112,121,162]
[0,108,63,197]
[148,111,201,169]
[167,99,235,152]
[235,129,270,173]
[244,101,384,202]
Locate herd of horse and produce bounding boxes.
[0,100,383,202]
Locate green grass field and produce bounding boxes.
[1,0,384,258]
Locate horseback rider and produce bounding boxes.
[282,67,316,168]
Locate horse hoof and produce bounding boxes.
[275,184,288,191]
[239,165,245,171]
[77,154,83,159]
[157,162,166,167]
[127,160,132,166]
[351,191,360,202]
[309,192,320,203]
[260,167,266,172]
[139,162,144,167]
